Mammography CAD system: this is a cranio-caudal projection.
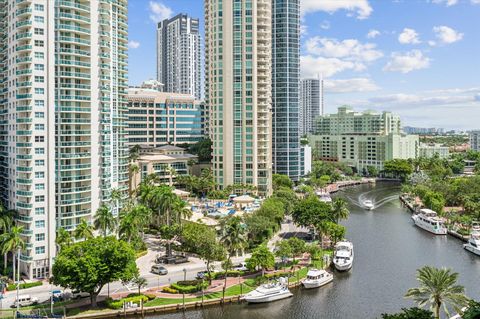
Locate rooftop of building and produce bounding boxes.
[136,145,198,163]
[127,88,198,103]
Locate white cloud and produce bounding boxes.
[367,29,381,39]
[305,37,383,63]
[398,28,421,44]
[433,26,464,44]
[472,0,480,4]
[300,25,308,37]
[301,0,373,20]
[320,21,331,30]
[431,0,458,6]
[148,1,173,23]
[324,78,380,93]
[383,50,430,73]
[300,56,365,78]
[128,40,140,49]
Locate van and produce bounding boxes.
[12,295,39,308]
[151,264,168,275]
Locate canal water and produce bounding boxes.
[153,182,480,319]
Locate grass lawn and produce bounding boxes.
[144,284,254,307]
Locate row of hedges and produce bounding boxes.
[170,280,208,294]
[206,270,245,280]
[7,281,42,291]
[106,294,155,309]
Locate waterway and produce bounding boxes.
[153,182,480,319]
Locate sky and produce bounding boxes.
[128,0,480,130]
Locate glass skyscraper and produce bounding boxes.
[272,0,301,181]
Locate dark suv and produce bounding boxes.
[156,255,189,264]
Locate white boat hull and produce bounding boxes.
[244,291,293,303]
[364,205,374,210]
[333,260,353,271]
[412,216,447,235]
[464,243,480,256]
[302,275,333,289]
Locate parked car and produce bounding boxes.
[151,264,168,275]
[71,290,90,299]
[12,295,38,308]
[232,262,248,271]
[51,290,65,302]
[195,271,208,280]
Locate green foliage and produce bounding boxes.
[275,240,293,260]
[272,174,293,190]
[171,280,208,294]
[161,286,179,294]
[6,281,42,291]
[106,295,149,309]
[52,236,138,305]
[272,187,299,214]
[291,195,331,229]
[287,237,306,260]
[367,166,378,177]
[305,243,322,260]
[405,266,469,319]
[246,245,275,274]
[244,199,285,248]
[422,191,446,214]
[383,159,414,181]
[462,300,480,319]
[187,138,212,163]
[380,307,434,319]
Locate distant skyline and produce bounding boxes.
[128,0,480,130]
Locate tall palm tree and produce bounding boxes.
[119,204,151,242]
[74,219,94,240]
[220,217,247,293]
[0,226,25,281]
[331,198,350,223]
[55,228,73,251]
[0,205,14,270]
[129,164,140,195]
[405,266,469,319]
[94,205,117,237]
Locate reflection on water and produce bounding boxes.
[151,182,480,319]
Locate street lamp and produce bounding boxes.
[182,268,186,310]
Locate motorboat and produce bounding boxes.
[317,192,332,203]
[464,222,480,256]
[363,200,374,210]
[411,209,447,235]
[302,269,333,289]
[244,278,292,303]
[333,241,354,271]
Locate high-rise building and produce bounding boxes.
[157,14,201,100]
[126,88,204,147]
[205,0,273,196]
[0,0,129,279]
[300,79,320,135]
[470,131,480,151]
[272,0,301,181]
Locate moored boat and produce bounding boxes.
[244,278,292,303]
[333,241,354,271]
[411,208,447,235]
[463,222,480,256]
[302,269,333,289]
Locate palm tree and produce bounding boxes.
[220,216,247,291]
[55,228,73,251]
[129,164,140,195]
[74,219,94,240]
[0,205,14,270]
[331,198,350,223]
[405,266,469,319]
[94,205,117,237]
[119,204,151,242]
[0,226,25,281]
[132,276,148,295]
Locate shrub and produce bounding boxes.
[162,286,179,294]
[144,293,156,300]
[136,250,148,259]
[6,281,42,291]
[171,281,208,294]
[106,295,149,309]
[211,270,244,279]
[176,280,202,286]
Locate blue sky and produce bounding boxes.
[128,0,480,130]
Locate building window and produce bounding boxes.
[35,220,45,228]
[35,184,45,190]
[35,100,44,107]
[35,195,45,202]
[34,76,44,83]
[35,124,45,130]
[35,207,45,215]
[34,172,45,178]
[35,112,44,118]
[34,64,44,71]
[35,246,45,254]
[34,52,44,59]
[34,88,44,94]
[34,160,45,166]
[35,234,45,241]
[34,40,44,47]
[34,4,44,11]
[35,148,44,154]
[34,28,44,35]
[35,136,45,142]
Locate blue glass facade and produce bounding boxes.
[272,0,301,181]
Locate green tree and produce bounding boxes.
[405,266,469,319]
[325,221,346,245]
[381,307,434,319]
[110,188,123,218]
[383,159,414,181]
[188,138,212,163]
[272,174,293,190]
[423,191,446,214]
[287,237,306,262]
[246,245,275,277]
[292,195,331,242]
[74,219,94,240]
[94,205,117,237]
[55,228,73,251]
[462,300,480,319]
[331,198,350,223]
[132,275,148,295]
[367,166,378,177]
[0,226,25,281]
[0,205,14,270]
[275,240,292,268]
[220,217,247,291]
[272,187,298,215]
[52,236,138,307]
[305,243,322,261]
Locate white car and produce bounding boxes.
[12,295,38,308]
[232,262,248,271]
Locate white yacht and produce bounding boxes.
[317,192,332,203]
[411,209,447,235]
[463,223,480,256]
[333,241,354,271]
[302,269,333,289]
[244,278,292,303]
[363,200,374,210]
